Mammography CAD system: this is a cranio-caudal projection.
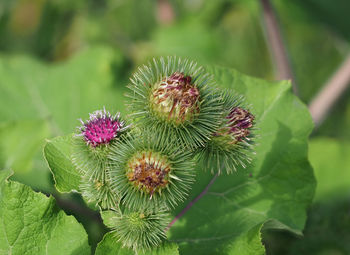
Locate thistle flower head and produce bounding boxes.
[197,91,256,174]
[109,130,196,210]
[105,206,170,252]
[77,108,126,147]
[127,56,223,149]
[216,107,255,143]
[73,108,129,175]
[151,72,200,124]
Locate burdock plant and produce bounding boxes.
[69,57,256,253]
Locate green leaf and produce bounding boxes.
[44,134,81,193]
[226,223,265,255]
[0,120,52,192]
[309,137,350,201]
[95,232,179,255]
[0,120,50,173]
[0,169,90,255]
[95,233,132,255]
[0,169,12,187]
[167,67,315,254]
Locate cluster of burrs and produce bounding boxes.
[72,57,255,253]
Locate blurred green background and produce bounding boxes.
[0,0,349,254]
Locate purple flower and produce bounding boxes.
[214,107,254,143]
[77,108,127,147]
[226,107,254,142]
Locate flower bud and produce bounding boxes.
[127,56,222,149]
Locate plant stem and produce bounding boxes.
[165,173,218,232]
[157,0,175,25]
[260,0,298,95]
[309,54,350,128]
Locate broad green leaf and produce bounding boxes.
[167,67,315,254]
[95,232,179,255]
[44,134,81,193]
[226,223,265,255]
[0,120,50,173]
[0,169,90,255]
[309,138,350,201]
[43,134,103,210]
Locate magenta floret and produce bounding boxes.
[78,108,126,147]
[226,107,254,142]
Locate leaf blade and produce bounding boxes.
[0,169,90,255]
[44,134,81,193]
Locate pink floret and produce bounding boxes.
[78,108,126,147]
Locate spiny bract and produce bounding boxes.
[79,169,118,209]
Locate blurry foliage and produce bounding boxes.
[293,0,350,42]
[274,0,345,103]
[0,120,50,191]
[309,138,350,201]
[0,0,350,254]
[0,0,347,93]
[315,88,350,140]
[273,0,350,141]
[147,1,273,79]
